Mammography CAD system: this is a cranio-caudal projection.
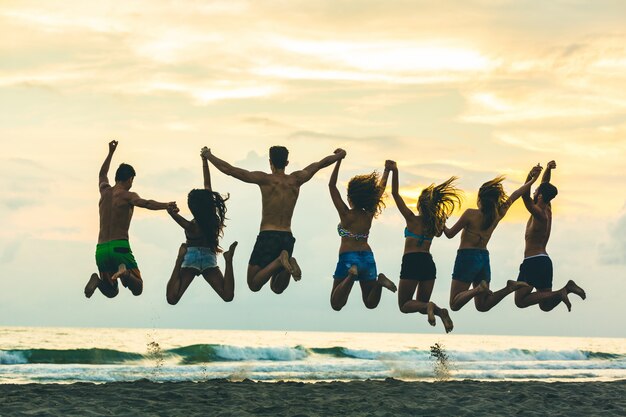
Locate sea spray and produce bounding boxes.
[430,343,450,381]
[146,340,165,375]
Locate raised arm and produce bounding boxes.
[99,140,118,190]
[328,157,349,216]
[501,165,542,216]
[200,147,212,190]
[129,192,176,211]
[522,166,549,220]
[443,210,470,239]
[202,148,267,184]
[387,161,414,222]
[542,160,556,183]
[294,148,346,185]
[167,205,193,231]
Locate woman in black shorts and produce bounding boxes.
[388,161,461,333]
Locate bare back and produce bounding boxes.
[524,206,552,257]
[258,173,301,232]
[338,209,374,253]
[404,215,434,254]
[458,208,503,249]
[98,184,134,243]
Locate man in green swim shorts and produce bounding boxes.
[84,140,177,298]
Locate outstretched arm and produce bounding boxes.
[328,157,349,216]
[200,147,212,191]
[294,148,347,185]
[202,148,267,184]
[167,205,192,231]
[443,210,469,239]
[99,140,118,190]
[522,166,549,220]
[129,192,176,211]
[387,161,414,222]
[542,160,556,183]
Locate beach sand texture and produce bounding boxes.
[1,379,624,416]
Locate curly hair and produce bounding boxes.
[347,172,386,217]
[417,177,463,237]
[187,189,229,253]
[477,176,508,230]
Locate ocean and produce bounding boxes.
[0,327,624,384]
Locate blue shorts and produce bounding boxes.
[181,246,218,273]
[333,251,378,281]
[452,249,491,284]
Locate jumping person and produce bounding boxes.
[514,161,586,311]
[328,155,397,311]
[85,140,176,298]
[388,160,460,332]
[203,146,346,294]
[444,166,542,312]
[166,147,238,305]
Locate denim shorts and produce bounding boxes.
[333,251,378,281]
[452,249,491,283]
[181,246,218,272]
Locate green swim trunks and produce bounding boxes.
[95,240,139,273]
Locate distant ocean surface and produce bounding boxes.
[0,327,624,384]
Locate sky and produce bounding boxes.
[1,0,625,337]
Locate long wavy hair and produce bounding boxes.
[477,176,508,230]
[347,172,386,217]
[417,177,463,236]
[187,189,229,253]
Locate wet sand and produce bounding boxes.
[1,379,624,416]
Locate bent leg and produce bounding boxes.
[120,268,143,296]
[399,280,431,314]
[166,268,197,305]
[247,250,293,292]
[362,273,396,309]
[85,272,119,298]
[203,268,234,302]
[515,286,562,309]
[449,280,488,311]
[331,266,357,311]
[475,280,529,312]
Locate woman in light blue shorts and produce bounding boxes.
[327,152,397,311]
[166,147,238,305]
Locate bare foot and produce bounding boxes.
[84,273,100,298]
[477,280,490,294]
[377,274,397,293]
[560,288,572,312]
[507,280,530,292]
[279,250,294,275]
[566,280,586,300]
[289,257,302,281]
[439,308,454,333]
[426,302,436,327]
[111,264,128,284]
[223,241,238,263]
[347,265,358,279]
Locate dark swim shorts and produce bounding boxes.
[452,249,491,284]
[517,255,553,289]
[400,252,436,281]
[249,231,296,268]
[95,239,139,273]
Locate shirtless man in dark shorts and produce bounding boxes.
[84,140,176,298]
[204,146,346,294]
[514,160,586,311]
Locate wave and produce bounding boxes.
[1,346,623,366]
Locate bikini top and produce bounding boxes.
[404,227,433,246]
[337,224,369,241]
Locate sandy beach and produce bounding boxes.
[1,379,624,416]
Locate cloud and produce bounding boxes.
[599,207,626,265]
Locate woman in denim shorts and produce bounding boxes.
[166,147,238,305]
[328,153,397,311]
[443,167,542,312]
